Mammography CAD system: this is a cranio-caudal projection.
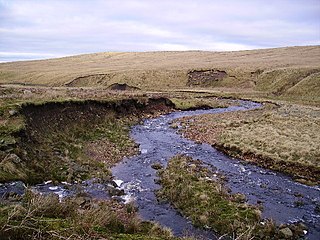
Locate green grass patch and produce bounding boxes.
[156,155,280,239]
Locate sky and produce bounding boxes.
[0,0,319,62]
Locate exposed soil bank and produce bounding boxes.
[107,83,141,91]
[187,69,228,86]
[214,144,320,185]
[0,97,174,184]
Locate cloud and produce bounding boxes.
[0,0,319,62]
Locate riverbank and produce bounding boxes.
[0,97,174,184]
[174,102,320,185]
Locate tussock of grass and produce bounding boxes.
[156,155,278,239]
[0,190,175,240]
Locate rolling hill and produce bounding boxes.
[0,46,319,104]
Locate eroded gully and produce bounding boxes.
[111,100,320,239]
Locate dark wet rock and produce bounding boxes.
[110,179,124,188]
[279,227,293,238]
[108,187,125,196]
[293,192,304,198]
[109,180,118,188]
[294,200,305,207]
[151,162,163,170]
[257,200,263,204]
[260,183,268,188]
[315,204,320,214]
[154,178,161,184]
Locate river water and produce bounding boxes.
[112,100,320,239]
[1,100,319,239]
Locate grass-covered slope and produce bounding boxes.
[0,46,319,94]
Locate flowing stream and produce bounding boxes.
[1,100,319,239]
[112,100,320,239]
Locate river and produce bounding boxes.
[1,100,319,239]
[112,100,320,239]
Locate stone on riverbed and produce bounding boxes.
[279,227,293,238]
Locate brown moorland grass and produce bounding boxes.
[175,103,320,184]
[0,46,319,107]
[0,190,176,240]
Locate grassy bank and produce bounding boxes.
[175,103,320,184]
[0,190,175,240]
[157,155,307,239]
[170,97,228,110]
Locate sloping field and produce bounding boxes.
[0,46,319,104]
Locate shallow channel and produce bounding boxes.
[112,100,320,239]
